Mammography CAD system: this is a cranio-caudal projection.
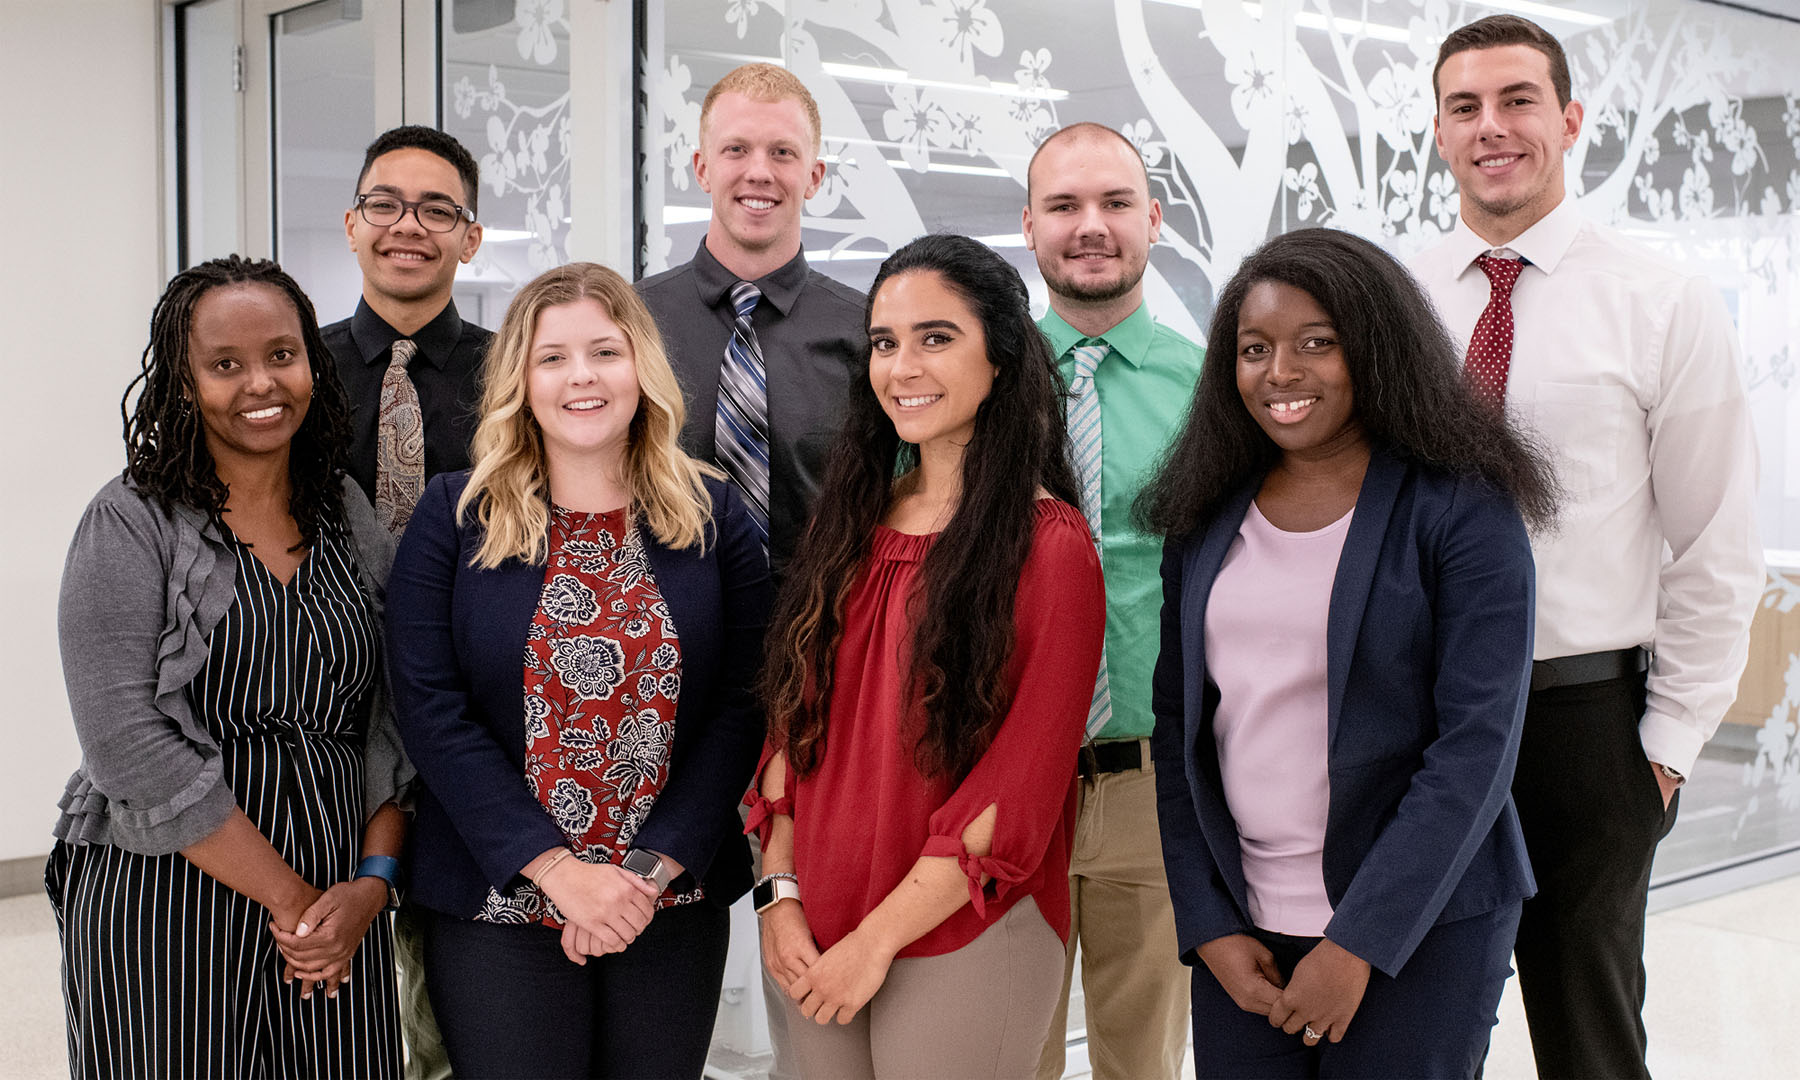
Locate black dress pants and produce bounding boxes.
[1511,672,1678,1080]
[422,900,730,1079]
[1188,903,1521,1079]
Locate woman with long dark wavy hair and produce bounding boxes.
[745,233,1105,1079]
[1141,228,1557,1078]
[48,256,407,1079]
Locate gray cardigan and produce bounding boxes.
[54,474,413,855]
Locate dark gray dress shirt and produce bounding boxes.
[637,241,866,578]
[322,298,492,505]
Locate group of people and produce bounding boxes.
[46,13,1760,1080]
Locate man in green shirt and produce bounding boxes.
[1026,122,1203,1080]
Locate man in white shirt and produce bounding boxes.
[1411,15,1762,1078]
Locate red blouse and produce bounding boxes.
[750,499,1105,958]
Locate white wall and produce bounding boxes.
[0,0,164,862]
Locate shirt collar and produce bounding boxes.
[349,298,465,370]
[689,239,810,317]
[1039,301,1153,369]
[1447,195,1582,278]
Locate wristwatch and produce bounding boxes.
[354,855,403,912]
[621,847,677,891]
[753,872,801,915]
[1657,763,1686,785]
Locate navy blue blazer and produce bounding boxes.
[386,470,773,918]
[1150,448,1537,978]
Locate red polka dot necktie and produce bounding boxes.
[1465,254,1524,406]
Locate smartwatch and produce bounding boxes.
[355,855,403,912]
[753,872,801,915]
[621,847,677,891]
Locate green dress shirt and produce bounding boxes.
[1041,303,1205,741]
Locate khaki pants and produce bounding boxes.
[783,896,1065,1079]
[1036,756,1188,1080]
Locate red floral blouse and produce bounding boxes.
[473,505,699,925]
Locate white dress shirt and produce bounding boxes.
[1411,197,1763,776]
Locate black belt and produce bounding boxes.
[1078,739,1145,779]
[1530,647,1649,692]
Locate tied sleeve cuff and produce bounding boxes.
[920,836,1030,919]
[743,791,793,850]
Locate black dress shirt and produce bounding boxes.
[637,241,866,578]
[321,298,493,505]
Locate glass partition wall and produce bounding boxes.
[641,0,1800,882]
[177,1,1800,1074]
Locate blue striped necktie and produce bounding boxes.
[716,281,771,545]
[1068,342,1112,738]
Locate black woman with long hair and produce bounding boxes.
[1141,227,1558,1078]
[746,233,1106,1079]
[48,256,407,1078]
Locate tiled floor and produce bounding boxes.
[5,873,1798,1078]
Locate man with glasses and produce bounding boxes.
[322,124,489,1080]
[327,125,489,536]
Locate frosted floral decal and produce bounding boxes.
[450,2,572,285]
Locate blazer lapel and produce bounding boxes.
[1325,448,1405,747]
[1179,483,1259,915]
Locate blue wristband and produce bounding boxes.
[355,855,403,911]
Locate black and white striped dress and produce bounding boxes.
[48,528,401,1080]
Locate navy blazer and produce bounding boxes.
[1150,448,1537,978]
[386,471,773,917]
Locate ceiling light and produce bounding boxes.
[818,60,1068,101]
[1484,2,1613,28]
[1240,2,1410,43]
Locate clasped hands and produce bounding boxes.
[761,900,894,1026]
[537,857,662,964]
[1197,933,1371,1046]
[268,878,388,1000]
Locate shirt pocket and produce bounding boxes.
[1531,381,1631,497]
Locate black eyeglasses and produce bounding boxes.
[354,193,474,233]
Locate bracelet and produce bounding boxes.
[756,871,799,887]
[354,855,403,912]
[530,849,575,886]
[354,854,402,885]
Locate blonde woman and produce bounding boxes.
[385,262,772,1079]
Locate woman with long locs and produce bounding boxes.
[50,256,407,1079]
[749,233,1106,1080]
[1141,228,1559,1078]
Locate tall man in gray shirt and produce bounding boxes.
[635,62,863,1079]
[637,62,864,581]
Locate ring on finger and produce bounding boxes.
[1303,1024,1323,1042]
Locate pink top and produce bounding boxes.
[1204,500,1352,936]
